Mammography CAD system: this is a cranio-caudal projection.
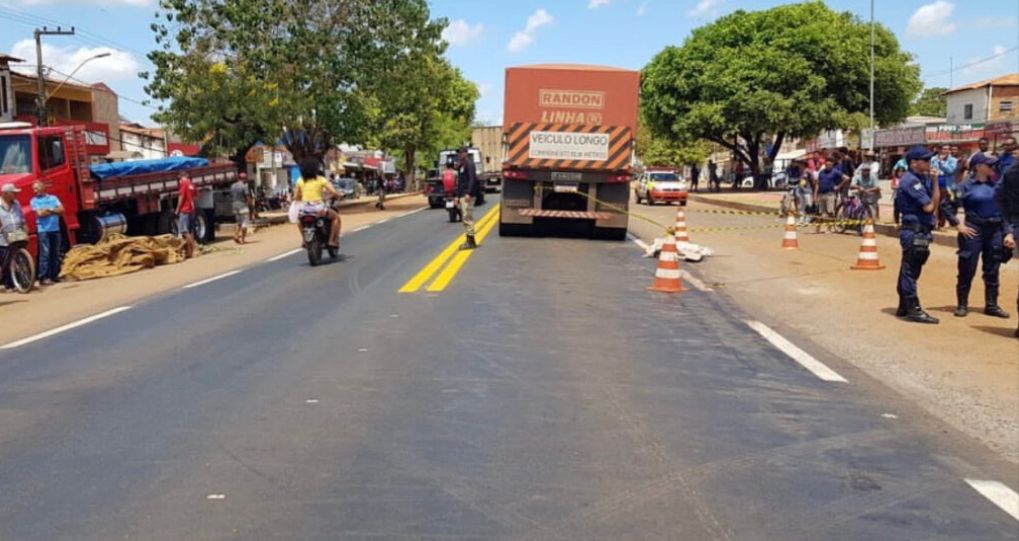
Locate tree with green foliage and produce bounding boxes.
[635,124,710,169]
[144,0,453,163]
[910,87,948,117]
[641,1,920,189]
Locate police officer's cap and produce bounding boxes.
[968,152,999,167]
[905,146,935,162]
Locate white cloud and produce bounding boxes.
[637,2,649,16]
[477,82,493,98]
[442,19,484,47]
[689,0,722,17]
[906,1,956,37]
[588,0,610,9]
[507,8,554,53]
[10,40,140,83]
[507,32,534,53]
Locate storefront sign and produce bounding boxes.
[874,126,925,148]
[925,122,1014,143]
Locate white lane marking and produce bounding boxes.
[357,348,368,352]
[745,320,848,383]
[266,248,303,262]
[1,306,133,350]
[305,399,320,404]
[627,233,650,252]
[377,218,391,224]
[680,270,713,292]
[397,207,428,218]
[881,413,898,419]
[965,479,1019,521]
[206,494,226,500]
[352,225,371,232]
[183,270,242,289]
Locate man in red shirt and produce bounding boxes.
[175,172,198,258]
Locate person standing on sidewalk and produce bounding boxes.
[0,184,27,291]
[953,153,1011,319]
[29,181,64,285]
[230,175,252,245]
[995,137,1017,180]
[374,176,386,210]
[995,159,1019,337]
[814,157,847,233]
[895,146,941,324]
[708,160,719,192]
[175,172,198,259]
[457,146,479,250]
[931,145,958,229]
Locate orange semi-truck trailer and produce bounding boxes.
[499,64,640,240]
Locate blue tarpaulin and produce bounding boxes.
[89,157,210,180]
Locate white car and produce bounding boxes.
[634,170,689,205]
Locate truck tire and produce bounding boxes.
[194,212,210,245]
[592,227,627,241]
[498,222,531,237]
[157,209,175,236]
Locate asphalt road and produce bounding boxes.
[0,195,1016,540]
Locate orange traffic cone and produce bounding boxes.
[674,207,690,243]
[648,234,686,293]
[851,219,885,270]
[781,211,799,250]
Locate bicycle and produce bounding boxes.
[1,228,36,293]
[833,189,873,235]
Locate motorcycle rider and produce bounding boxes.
[293,157,341,249]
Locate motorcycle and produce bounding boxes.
[444,191,461,223]
[2,228,36,293]
[298,202,339,266]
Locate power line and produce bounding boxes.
[924,45,1019,82]
[0,6,156,68]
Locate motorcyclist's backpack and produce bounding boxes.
[442,169,456,194]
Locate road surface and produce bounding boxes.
[0,196,1016,540]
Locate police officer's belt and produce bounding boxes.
[964,215,1003,226]
[900,221,932,234]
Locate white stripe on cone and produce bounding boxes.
[655,268,682,279]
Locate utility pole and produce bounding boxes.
[868,0,875,149]
[34,26,75,127]
[949,56,953,89]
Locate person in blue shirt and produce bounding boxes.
[953,153,1011,318]
[813,156,848,233]
[29,181,65,285]
[930,144,958,229]
[895,146,941,324]
[995,161,1019,337]
[995,136,1016,180]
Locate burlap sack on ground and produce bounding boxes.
[60,233,186,281]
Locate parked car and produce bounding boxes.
[634,169,688,205]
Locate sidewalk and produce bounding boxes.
[0,196,428,347]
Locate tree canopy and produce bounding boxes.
[910,86,948,118]
[144,0,476,167]
[641,1,920,187]
[635,124,710,170]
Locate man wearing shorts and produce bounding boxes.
[814,156,848,233]
[175,172,197,258]
[231,173,252,244]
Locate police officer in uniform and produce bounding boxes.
[996,159,1019,337]
[895,146,941,324]
[953,153,1011,318]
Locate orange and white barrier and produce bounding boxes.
[851,220,885,270]
[781,212,799,250]
[648,234,686,293]
[674,207,690,243]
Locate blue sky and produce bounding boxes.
[2,0,1017,127]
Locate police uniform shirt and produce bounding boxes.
[896,171,934,227]
[958,179,1002,221]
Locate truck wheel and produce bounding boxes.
[157,209,175,236]
[499,222,530,237]
[194,212,210,245]
[593,227,627,241]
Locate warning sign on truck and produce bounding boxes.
[528,131,609,161]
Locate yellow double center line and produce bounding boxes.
[399,204,501,293]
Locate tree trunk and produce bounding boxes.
[404,147,416,190]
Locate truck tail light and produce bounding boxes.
[608,174,631,183]
[503,170,526,180]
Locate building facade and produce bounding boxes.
[944,73,1019,125]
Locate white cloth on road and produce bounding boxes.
[644,238,714,262]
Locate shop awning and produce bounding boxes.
[775,149,807,161]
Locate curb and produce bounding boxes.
[253,192,422,227]
[687,193,957,248]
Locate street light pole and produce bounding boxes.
[46,52,111,100]
[868,0,875,145]
[34,26,75,127]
